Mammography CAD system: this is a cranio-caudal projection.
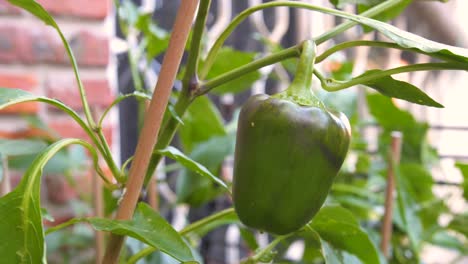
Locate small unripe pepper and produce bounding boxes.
[232,40,351,235]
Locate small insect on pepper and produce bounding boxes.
[232,40,351,235]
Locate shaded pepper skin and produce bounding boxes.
[232,94,351,235]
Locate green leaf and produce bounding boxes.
[358,0,412,33]
[322,2,468,63]
[359,69,443,107]
[0,138,94,263]
[430,230,468,254]
[0,88,88,132]
[298,227,325,262]
[176,134,235,207]
[399,164,434,203]
[309,205,382,264]
[455,162,468,200]
[8,0,93,125]
[158,146,230,192]
[204,47,261,94]
[239,227,259,251]
[7,0,57,27]
[331,61,354,81]
[179,96,226,152]
[88,203,195,262]
[394,165,423,252]
[9,146,87,175]
[321,239,362,264]
[0,88,38,108]
[0,139,47,156]
[448,213,468,237]
[136,13,170,59]
[366,93,429,164]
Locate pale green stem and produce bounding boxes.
[200,0,408,79]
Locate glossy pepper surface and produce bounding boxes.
[232,40,351,235]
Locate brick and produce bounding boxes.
[0,25,64,65]
[0,26,109,67]
[19,27,65,64]
[0,0,21,15]
[46,77,114,111]
[48,119,113,146]
[0,26,17,63]
[0,73,39,114]
[0,128,54,140]
[69,30,109,66]
[37,0,110,20]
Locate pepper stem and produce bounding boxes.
[274,40,323,107]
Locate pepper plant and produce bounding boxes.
[0,0,467,263]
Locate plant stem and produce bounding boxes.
[182,0,212,91]
[126,246,157,264]
[241,234,291,263]
[102,2,199,262]
[319,62,468,91]
[96,127,124,182]
[313,0,405,44]
[196,45,300,96]
[127,208,236,264]
[179,207,235,235]
[315,40,463,64]
[200,0,407,79]
[143,0,405,185]
[57,31,95,128]
[98,92,151,128]
[144,0,212,185]
[35,97,119,184]
[144,93,192,184]
[273,40,322,107]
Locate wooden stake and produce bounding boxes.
[380,131,403,258]
[102,1,199,262]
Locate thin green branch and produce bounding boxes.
[144,94,192,185]
[241,234,292,264]
[96,129,124,182]
[57,31,95,128]
[196,45,301,95]
[38,97,121,185]
[179,208,235,235]
[200,0,407,79]
[57,28,123,183]
[318,62,468,91]
[126,246,156,264]
[182,0,212,92]
[45,218,85,235]
[142,0,212,185]
[98,92,151,131]
[315,40,463,64]
[143,0,406,185]
[313,0,405,44]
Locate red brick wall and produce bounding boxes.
[0,0,115,222]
